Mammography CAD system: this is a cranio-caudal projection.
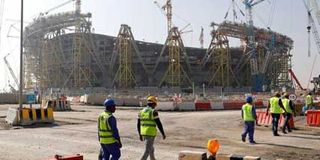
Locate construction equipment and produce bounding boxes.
[199,27,204,48]
[238,0,266,92]
[3,53,19,89]
[288,69,305,90]
[304,0,320,56]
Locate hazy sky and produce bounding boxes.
[0,0,319,91]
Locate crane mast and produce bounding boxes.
[242,0,265,92]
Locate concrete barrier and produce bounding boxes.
[178,151,207,160]
[215,153,261,160]
[5,108,19,125]
[5,107,54,126]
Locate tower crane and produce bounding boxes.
[241,0,266,92]
[39,0,76,17]
[303,0,320,56]
[154,0,172,34]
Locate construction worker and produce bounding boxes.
[98,99,122,160]
[137,96,166,160]
[305,92,314,110]
[241,96,257,144]
[281,92,295,133]
[266,92,287,136]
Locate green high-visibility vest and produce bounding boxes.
[270,97,283,114]
[242,103,254,121]
[98,111,117,144]
[139,107,157,137]
[282,98,292,114]
[305,95,313,106]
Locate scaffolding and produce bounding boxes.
[24,1,103,92]
[155,27,192,87]
[202,23,237,87]
[201,21,293,91]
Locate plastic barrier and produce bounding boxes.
[223,101,244,110]
[177,102,196,111]
[256,111,294,128]
[48,154,83,160]
[195,102,211,111]
[211,101,224,110]
[157,102,175,111]
[306,110,320,127]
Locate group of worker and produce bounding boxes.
[98,96,165,160]
[241,92,296,144]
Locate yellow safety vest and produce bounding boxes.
[242,103,254,121]
[98,111,117,144]
[139,107,157,137]
[282,98,292,114]
[305,95,313,106]
[269,97,283,114]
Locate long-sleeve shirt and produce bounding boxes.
[108,115,120,139]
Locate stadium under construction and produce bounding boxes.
[23,0,294,95]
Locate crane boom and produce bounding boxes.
[303,0,320,55]
[4,53,19,88]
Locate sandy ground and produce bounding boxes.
[0,104,320,160]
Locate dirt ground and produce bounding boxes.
[0,104,320,160]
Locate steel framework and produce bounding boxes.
[111,24,142,88]
[24,0,103,91]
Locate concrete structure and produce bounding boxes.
[23,9,294,94]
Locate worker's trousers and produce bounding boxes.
[100,143,121,160]
[282,113,292,132]
[271,113,280,135]
[241,121,255,143]
[141,136,156,160]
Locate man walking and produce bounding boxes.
[241,96,257,144]
[98,99,122,160]
[305,92,314,110]
[281,92,295,134]
[137,96,166,160]
[266,92,287,136]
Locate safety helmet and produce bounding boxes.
[147,96,157,104]
[104,99,116,107]
[246,96,253,103]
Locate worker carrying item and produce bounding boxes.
[281,92,295,134]
[98,99,122,160]
[241,96,257,144]
[266,92,287,136]
[137,96,166,160]
[305,92,314,110]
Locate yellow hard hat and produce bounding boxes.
[147,96,157,104]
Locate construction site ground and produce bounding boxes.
[0,104,320,160]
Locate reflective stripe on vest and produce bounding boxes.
[270,97,282,114]
[306,95,312,106]
[242,103,254,121]
[98,112,117,144]
[282,98,292,113]
[139,107,157,136]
